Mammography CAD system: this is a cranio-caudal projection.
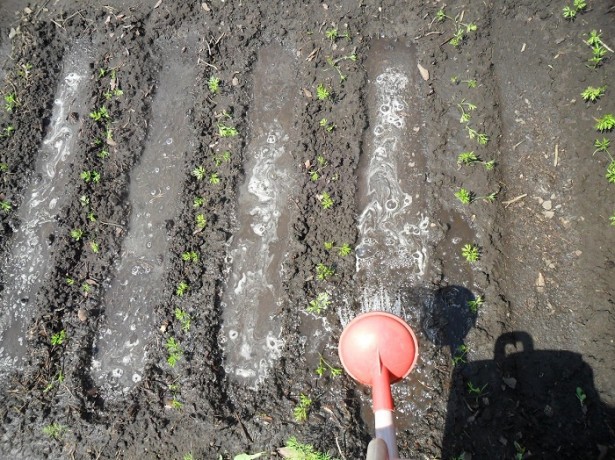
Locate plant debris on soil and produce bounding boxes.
[0,1,614,459]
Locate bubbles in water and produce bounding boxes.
[165,137,173,145]
[132,374,142,383]
[229,330,239,340]
[112,368,124,378]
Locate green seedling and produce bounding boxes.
[325,28,338,42]
[170,397,183,409]
[214,150,231,166]
[592,138,615,184]
[208,76,221,94]
[81,283,92,295]
[183,454,194,460]
[325,56,347,82]
[43,370,64,393]
[293,393,312,422]
[181,251,199,263]
[324,241,352,256]
[87,212,97,222]
[175,281,189,297]
[1,125,14,137]
[42,423,67,440]
[0,162,8,172]
[0,200,11,213]
[193,196,205,208]
[315,354,343,378]
[103,88,123,100]
[282,437,332,460]
[563,6,577,19]
[316,263,335,281]
[90,241,100,253]
[455,188,473,204]
[98,149,110,159]
[457,151,479,165]
[195,213,207,230]
[89,106,109,122]
[483,160,496,170]
[166,337,183,367]
[462,244,480,263]
[436,8,477,47]
[234,453,265,460]
[4,93,18,112]
[586,30,609,68]
[309,155,328,181]
[467,295,484,313]
[606,162,615,184]
[435,8,446,22]
[466,381,488,396]
[80,170,101,183]
[209,172,220,184]
[79,195,90,207]
[316,83,331,101]
[70,229,84,241]
[175,308,192,332]
[595,114,615,132]
[453,344,469,365]
[217,123,238,137]
[576,386,587,406]
[319,117,335,132]
[451,78,478,88]
[610,213,615,226]
[457,100,477,123]
[514,441,526,460]
[466,126,489,145]
[65,277,75,286]
[307,292,330,314]
[17,63,33,80]
[51,330,67,346]
[192,166,206,180]
[582,85,606,102]
[319,191,334,209]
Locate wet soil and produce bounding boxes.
[0,1,614,459]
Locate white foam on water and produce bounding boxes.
[0,53,88,372]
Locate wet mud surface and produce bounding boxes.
[0,1,614,459]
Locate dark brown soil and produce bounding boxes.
[0,1,613,459]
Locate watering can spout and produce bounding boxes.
[372,350,394,411]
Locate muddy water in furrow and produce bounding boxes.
[220,44,298,388]
[0,49,89,372]
[91,50,195,394]
[347,38,439,432]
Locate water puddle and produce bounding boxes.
[354,38,430,314]
[91,50,195,393]
[220,44,298,388]
[0,49,89,372]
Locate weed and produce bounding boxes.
[283,437,332,460]
[89,106,109,122]
[209,172,220,184]
[4,93,18,112]
[465,79,478,88]
[192,166,206,180]
[461,243,480,263]
[319,191,334,209]
[466,381,488,396]
[181,251,199,263]
[166,337,183,367]
[316,263,335,281]
[208,76,221,94]
[582,85,607,102]
[595,114,615,132]
[307,292,330,314]
[70,229,84,241]
[319,117,335,132]
[0,200,11,213]
[316,83,331,101]
[42,423,67,440]
[293,394,312,422]
[174,308,191,332]
[90,241,100,253]
[193,196,205,208]
[195,213,207,230]
[175,281,189,297]
[51,330,67,346]
[217,123,238,137]
[467,295,484,313]
[455,188,473,204]
[315,354,342,378]
[453,344,469,365]
[576,386,587,406]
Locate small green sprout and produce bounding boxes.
[195,213,207,230]
[316,263,335,281]
[307,292,330,314]
[293,394,312,422]
[315,354,342,378]
[467,295,484,313]
[209,172,220,184]
[0,200,11,213]
[214,150,231,166]
[65,277,75,286]
[284,437,332,460]
[174,308,191,332]
[435,8,446,22]
[192,166,206,180]
[0,163,8,172]
[87,212,97,222]
[563,6,577,19]
[595,114,615,132]
[461,244,480,263]
[594,137,610,153]
[193,196,205,208]
[338,243,352,256]
[175,281,189,297]
[582,85,607,102]
[319,118,335,132]
[217,124,238,137]
[465,79,477,88]
[576,386,587,406]
[319,191,334,209]
[453,344,469,365]
[81,283,92,295]
[79,195,90,207]
[51,330,67,346]
[483,160,496,170]
[466,381,488,396]
[89,107,109,122]
[325,28,338,42]
[181,251,199,263]
[70,229,84,241]
[606,161,615,184]
[166,337,182,367]
[610,213,615,226]
[514,441,526,460]
[90,241,100,253]
[4,93,18,112]
[80,170,101,183]
[457,151,479,165]
[457,100,477,123]
[42,423,67,440]
[466,126,489,145]
[208,76,221,94]
[316,83,331,101]
[455,188,472,204]
[1,125,14,137]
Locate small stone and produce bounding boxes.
[78,309,88,322]
[544,404,553,417]
[542,200,552,210]
[503,377,517,389]
[574,250,582,257]
[544,211,555,219]
[232,76,239,86]
[536,272,545,292]
[417,63,429,81]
